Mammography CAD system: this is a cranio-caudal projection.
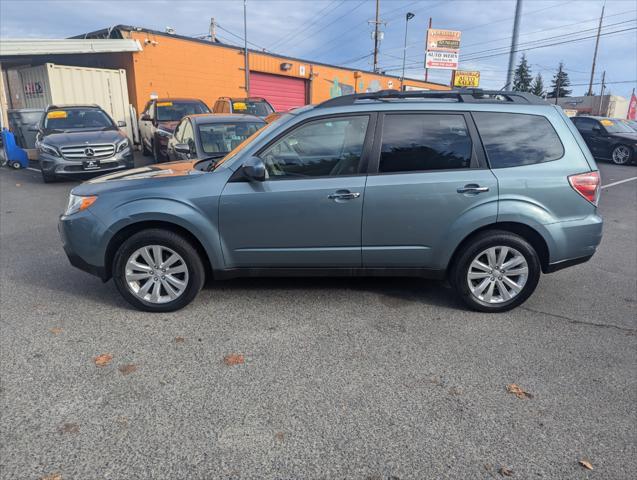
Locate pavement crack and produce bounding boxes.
[521,307,636,333]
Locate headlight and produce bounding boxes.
[65,193,97,216]
[116,138,130,152]
[39,142,60,157]
[156,128,172,138]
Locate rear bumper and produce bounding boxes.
[544,254,594,273]
[544,213,603,271]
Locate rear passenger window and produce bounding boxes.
[379,114,472,173]
[474,112,564,168]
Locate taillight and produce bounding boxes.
[568,171,600,205]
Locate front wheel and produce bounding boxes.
[451,231,541,313]
[113,229,205,312]
[611,144,632,165]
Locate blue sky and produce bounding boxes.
[1,0,636,98]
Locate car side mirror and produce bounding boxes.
[117,120,126,127]
[592,125,602,134]
[140,114,151,121]
[174,143,191,155]
[241,156,266,182]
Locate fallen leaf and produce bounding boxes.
[506,383,533,399]
[579,459,593,470]
[118,364,137,376]
[498,466,514,477]
[40,474,62,480]
[15,183,21,187]
[116,416,129,428]
[49,327,63,335]
[223,354,245,366]
[274,431,285,442]
[175,336,185,343]
[93,354,113,367]
[58,423,79,434]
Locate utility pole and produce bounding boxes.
[400,12,415,91]
[597,70,606,115]
[587,4,605,96]
[370,0,382,73]
[424,17,432,83]
[209,18,216,42]
[243,0,250,96]
[504,0,522,90]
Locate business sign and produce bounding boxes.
[425,50,459,70]
[425,28,461,70]
[453,70,480,87]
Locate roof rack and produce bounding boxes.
[316,88,547,108]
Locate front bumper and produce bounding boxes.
[58,210,110,281]
[39,149,134,176]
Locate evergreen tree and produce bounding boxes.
[548,62,572,98]
[512,54,533,92]
[531,73,545,97]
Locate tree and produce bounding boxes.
[513,54,533,92]
[531,73,545,97]
[548,62,572,98]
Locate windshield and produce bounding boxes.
[198,121,265,154]
[157,101,209,121]
[44,108,114,131]
[601,118,634,134]
[212,112,292,169]
[232,99,274,117]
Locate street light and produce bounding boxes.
[400,12,416,91]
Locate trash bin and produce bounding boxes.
[8,108,44,149]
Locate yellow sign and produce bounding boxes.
[453,71,480,88]
[157,101,173,107]
[600,119,614,127]
[233,102,247,111]
[47,110,68,119]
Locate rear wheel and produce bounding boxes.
[113,229,205,312]
[611,144,632,165]
[451,230,541,312]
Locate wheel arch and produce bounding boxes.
[448,222,551,275]
[104,220,213,281]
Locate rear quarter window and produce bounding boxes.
[473,112,564,168]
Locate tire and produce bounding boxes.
[141,138,152,156]
[611,144,632,165]
[152,139,161,163]
[450,230,541,313]
[41,170,56,183]
[113,229,205,312]
[11,161,22,169]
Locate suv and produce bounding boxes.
[35,104,133,183]
[139,98,210,162]
[213,97,275,118]
[571,116,636,165]
[59,89,602,313]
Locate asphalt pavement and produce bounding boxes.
[0,159,635,479]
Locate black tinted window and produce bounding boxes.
[573,117,597,132]
[474,112,564,168]
[379,114,472,173]
[261,116,369,178]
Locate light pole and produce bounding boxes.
[400,12,415,91]
[243,0,250,96]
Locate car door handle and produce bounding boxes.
[328,191,361,200]
[457,184,490,194]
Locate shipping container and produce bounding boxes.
[11,63,134,139]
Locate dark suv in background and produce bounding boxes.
[212,97,274,118]
[35,104,133,183]
[571,116,636,165]
[139,98,210,162]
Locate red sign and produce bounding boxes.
[628,91,637,120]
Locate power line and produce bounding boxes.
[215,23,271,51]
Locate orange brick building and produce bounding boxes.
[82,25,448,113]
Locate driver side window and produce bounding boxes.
[260,116,369,178]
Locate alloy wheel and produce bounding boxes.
[466,246,529,304]
[612,145,631,165]
[125,245,189,304]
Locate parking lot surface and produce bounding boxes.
[1,160,635,479]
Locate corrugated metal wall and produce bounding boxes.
[250,72,307,111]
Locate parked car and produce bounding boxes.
[59,89,602,313]
[167,113,265,164]
[620,119,637,132]
[212,97,274,118]
[138,98,210,162]
[571,116,636,165]
[34,104,133,183]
